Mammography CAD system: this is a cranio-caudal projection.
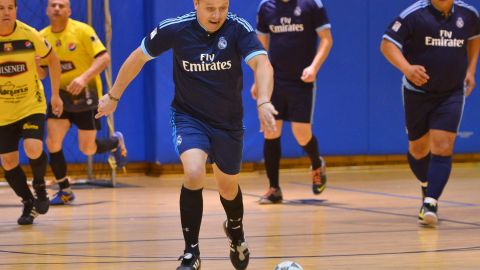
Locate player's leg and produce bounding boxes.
[0,120,37,225]
[22,114,49,214]
[172,111,209,270]
[46,109,73,205]
[260,120,284,204]
[76,110,128,168]
[420,91,464,227]
[407,133,430,200]
[210,127,249,270]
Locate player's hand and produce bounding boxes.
[257,101,278,133]
[300,65,318,83]
[67,76,87,96]
[95,94,118,119]
[464,71,476,97]
[250,83,258,100]
[50,95,63,117]
[404,65,429,87]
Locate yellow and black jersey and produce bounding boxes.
[0,20,51,126]
[41,19,106,112]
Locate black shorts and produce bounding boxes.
[0,114,45,154]
[47,104,101,131]
[403,88,465,141]
[271,79,315,123]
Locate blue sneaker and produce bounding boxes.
[113,131,128,168]
[50,190,75,205]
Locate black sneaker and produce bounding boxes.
[33,183,50,214]
[418,202,438,227]
[176,252,201,270]
[312,156,327,195]
[17,199,39,225]
[258,187,283,204]
[223,220,249,270]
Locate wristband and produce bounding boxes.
[257,101,271,108]
[107,92,120,102]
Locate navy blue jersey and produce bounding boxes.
[141,12,267,130]
[384,0,480,94]
[257,0,330,81]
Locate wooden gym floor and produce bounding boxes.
[0,164,479,270]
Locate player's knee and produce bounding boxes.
[79,143,96,156]
[183,166,205,183]
[409,143,430,159]
[46,137,62,152]
[431,138,454,156]
[1,156,19,170]
[23,142,43,159]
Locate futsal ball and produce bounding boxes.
[274,261,304,270]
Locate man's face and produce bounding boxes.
[46,0,71,22]
[431,0,454,14]
[0,0,16,32]
[194,0,229,33]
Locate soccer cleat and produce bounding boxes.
[50,190,76,205]
[258,187,283,204]
[312,156,327,195]
[17,199,38,225]
[418,202,438,227]
[33,183,50,214]
[176,252,201,270]
[112,131,128,169]
[223,220,250,270]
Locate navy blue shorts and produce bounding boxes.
[170,110,244,175]
[403,88,465,141]
[272,79,315,123]
[0,114,45,154]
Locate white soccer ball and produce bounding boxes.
[274,261,304,270]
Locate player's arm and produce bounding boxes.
[250,34,270,99]
[67,52,111,96]
[301,28,333,83]
[95,47,150,118]
[247,54,277,132]
[465,37,480,96]
[35,56,48,80]
[45,50,63,116]
[380,39,429,87]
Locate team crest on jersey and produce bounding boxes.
[68,43,76,51]
[218,37,227,50]
[456,17,464,28]
[56,39,62,47]
[3,43,13,52]
[294,6,302,16]
[24,41,32,48]
[176,135,182,146]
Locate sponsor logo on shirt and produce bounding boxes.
[0,81,28,97]
[60,61,76,73]
[68,43,76,51]
[392,21,402,32]
[425,30,464,48]
[182,53,232,72]
[23,122,39,130]
[269,17,304,33]
[0,62,28,77]
[3,43,13,52]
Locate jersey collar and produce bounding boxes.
[428,1,455,19]
[194,16,226,38]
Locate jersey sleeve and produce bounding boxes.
[30,29,52,58]
[383,14,414,50]
[141,22,176,59]
[468,11,480,40]
[256,2,270,35]
[235,18,267,63]
[81,24,107,58]
[312,0,331,32]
